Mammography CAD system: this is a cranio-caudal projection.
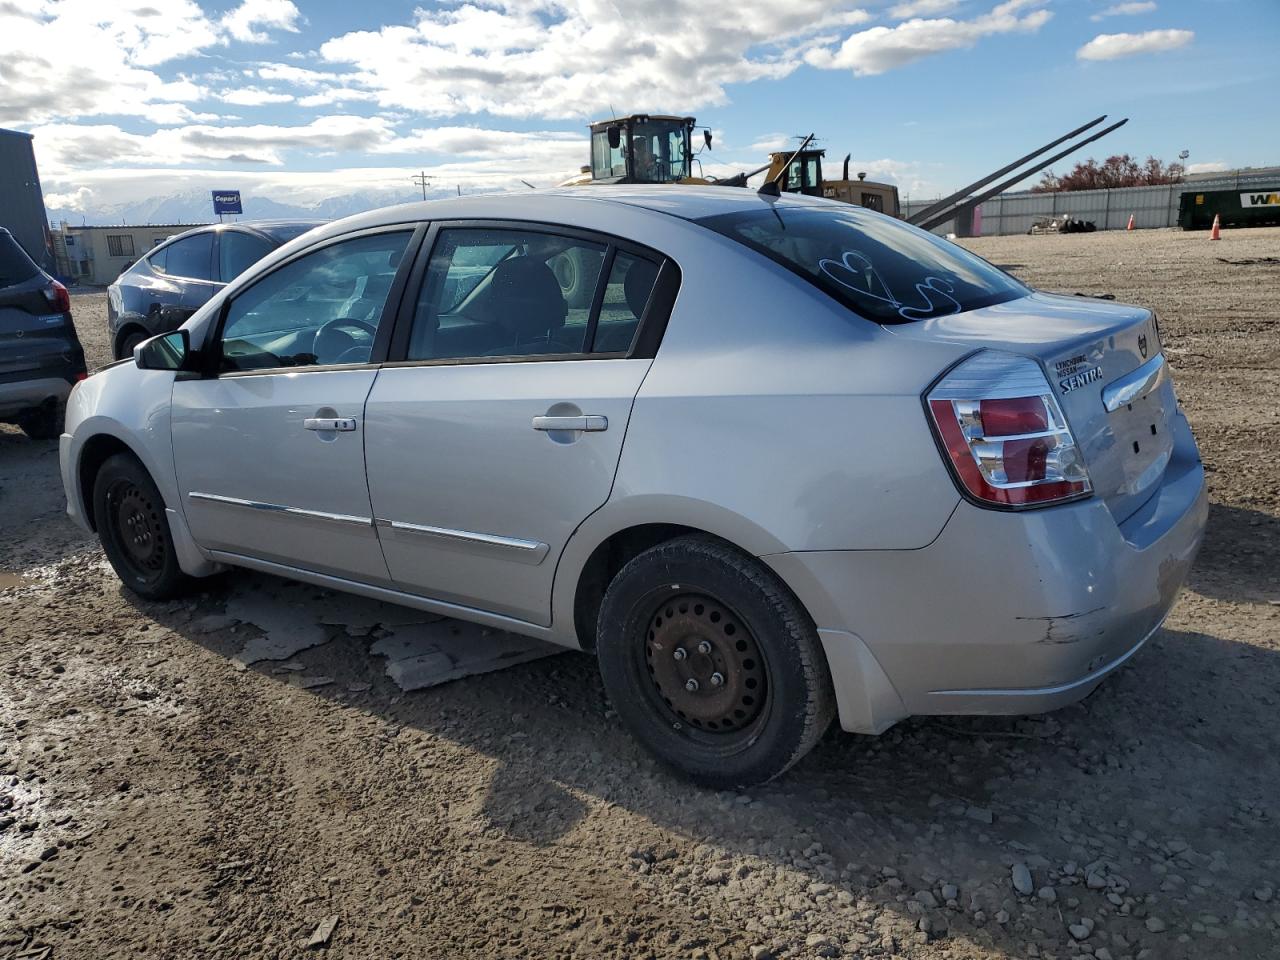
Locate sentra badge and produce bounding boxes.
[1054,353,1103,395]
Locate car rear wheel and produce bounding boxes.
[17,402,62,441]
[117,329,147,360]
[596,535,835,787]
[92,453,194,601]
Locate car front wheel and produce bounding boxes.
[596,535,836,787]
[92,453,194,601]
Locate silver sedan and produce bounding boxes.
[59,187,1208,786]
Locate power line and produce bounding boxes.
[411,170,432,201]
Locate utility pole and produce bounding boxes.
[411,171,432,200]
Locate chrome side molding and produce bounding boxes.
[187,492,373,527]
[375,518,549,565]
[1102,353,1166,413]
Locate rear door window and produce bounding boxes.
[697,205,1027,324]
[407,227,607,361]
[164,234,214,281]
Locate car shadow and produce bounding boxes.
[1186,501,1280,603]
[125,564,1280,959]
[0,429,95,573]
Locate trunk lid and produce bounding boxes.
[892,291,1176,524]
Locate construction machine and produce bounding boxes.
[759,145,901,216]
[559,114,716,186]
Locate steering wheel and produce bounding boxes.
[313,318,377,365]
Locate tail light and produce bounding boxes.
[926,351,1091,508]
[41,279,71,315]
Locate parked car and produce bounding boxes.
[1,227,86,439]
[60,188,1207,786]
[107,220,326,359]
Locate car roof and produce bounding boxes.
[297,186,832,244]
[154,219,328,246]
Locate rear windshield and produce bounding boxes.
[697,204,1027,324]
[0,232,40,288]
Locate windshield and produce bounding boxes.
[630,121,689,183]
[697,204,1028,324]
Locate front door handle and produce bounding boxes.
[304,417,357,432]
[532,415,608,432]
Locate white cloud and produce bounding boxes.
[1090,2,1156,21]
[747,132,792,153]
[221,0,301,44]
[888,0,961,17]
[31,115,395,171]
[805,0,1052,76]
[0,0,221,125]
[217,87,295,106]
[1186,161,1228,174]
[317,1,876,118]
[1077,28,1193,60]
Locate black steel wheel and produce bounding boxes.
[92,453,194,600]
[597,535,836,787]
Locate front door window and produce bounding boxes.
[219,231,411,371]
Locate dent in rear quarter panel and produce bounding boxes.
[610,241,966,554]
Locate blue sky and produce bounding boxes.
[1,0,1274,217]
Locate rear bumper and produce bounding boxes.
[0,376,73,417]
[767,412,1208,733]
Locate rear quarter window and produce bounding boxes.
[0,233,39,287]
[697,204,1027,324]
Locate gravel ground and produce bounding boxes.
[2,227,1278,960]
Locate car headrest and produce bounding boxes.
[479,257,567,339]
[623,258,659,319]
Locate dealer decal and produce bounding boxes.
[1054,354,1103,395]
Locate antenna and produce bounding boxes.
[759,132,815,197]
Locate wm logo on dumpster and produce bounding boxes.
[1241,192,1280,207]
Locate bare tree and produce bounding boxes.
[1033,154,1185,192]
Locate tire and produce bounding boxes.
[596,535,836,788]
[92,453,194,601]
[550,249,600,309]
[117,329,147,361]
[18,403,62,441]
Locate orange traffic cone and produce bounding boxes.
[1126,214,1135,231]
[1210,213,1221,240]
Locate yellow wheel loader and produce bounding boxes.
[559,114,717,186]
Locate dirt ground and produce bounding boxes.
[2,226,1278,960]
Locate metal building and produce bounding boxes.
[0,127,52,271]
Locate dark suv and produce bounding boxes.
[107,220,325,359]
[0,227,86,439]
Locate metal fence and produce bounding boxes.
[904,172,1280,236]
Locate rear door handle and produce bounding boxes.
[532,415,608,432]
[304,417,357,432]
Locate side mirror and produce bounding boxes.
[135,329,195,372]
[703,129,713,150]
[607,125,621,150]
